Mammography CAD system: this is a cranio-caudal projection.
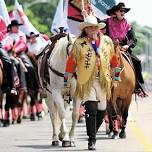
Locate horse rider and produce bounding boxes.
[26,32,49,65]
[26,31,49,90]
[104,2,148,97]
[26,32,50,119]
[1,20,27,94]
[63,14,116,150]
[0,19,20,94]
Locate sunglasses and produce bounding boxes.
[119,9,126,13]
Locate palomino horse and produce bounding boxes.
[38,34,81,147]
[108,42,136,139]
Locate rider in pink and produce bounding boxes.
[2,20,26,51]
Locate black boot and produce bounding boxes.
[96,110,106,132]
[84,101,97,150]
[1,61,13,93]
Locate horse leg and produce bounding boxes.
[17,90,27,123]
[28,90,37,121]
[58,100,69,142]
[106,102,114,137]
[108,100,120,139]
[52,89,71,147]
[119,99,131,139]
[0,91,3,126]
[119,111,128,139]
[69,97,81,146]
[3,93,11,127]
[45,92,59,146]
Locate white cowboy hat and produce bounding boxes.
[79,15,106,30]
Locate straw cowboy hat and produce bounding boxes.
[79,15,106,30]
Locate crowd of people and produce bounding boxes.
[0,15,50,127]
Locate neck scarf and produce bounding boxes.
[108,17,131,42]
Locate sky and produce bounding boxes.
[116,0,152,27]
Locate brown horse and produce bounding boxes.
[107,42,136,139]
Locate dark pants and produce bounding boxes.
[11,57,27,90]
[19,53,39,90]
[0,49,14,92]
[130,53,144,84]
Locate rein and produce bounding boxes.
[48,65,64,77]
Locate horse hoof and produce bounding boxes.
[52,141,59,146]
[70,141,76,147]
[78,116,85,123]
[36,112,43,120]
[62,140,71,147]
[119,131,126,139]
[17,116,22,124]
[30,114,36,121]
[108,132,113,138]
[112,133,119,139]
[0,120,3,127]
[3,120,10,127]
[58,133,64,141]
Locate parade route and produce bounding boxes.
[0,94,152,152]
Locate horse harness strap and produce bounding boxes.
[121,52,134,69]
[48,65,64,78]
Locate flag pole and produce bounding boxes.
[81,0,84,11]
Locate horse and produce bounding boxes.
[0,64,3,126]
[107,41,136,139]
[38,33,81,147]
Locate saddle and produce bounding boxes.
[39,33,67,89]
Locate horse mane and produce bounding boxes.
[50,34,76,61]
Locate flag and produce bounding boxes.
[0,0,10,25]
[67,0,116,36]
[13,0,39,35]
[91,0,116,17]
[51,0,69,34]
[13,0,47,46]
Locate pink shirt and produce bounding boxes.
[108,17,131,42]
[2,30,26,52]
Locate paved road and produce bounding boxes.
[0,94,152,152]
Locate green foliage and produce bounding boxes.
[132,22,152,55]
[7,0,58,36]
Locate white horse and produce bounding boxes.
[38,34,81,147]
